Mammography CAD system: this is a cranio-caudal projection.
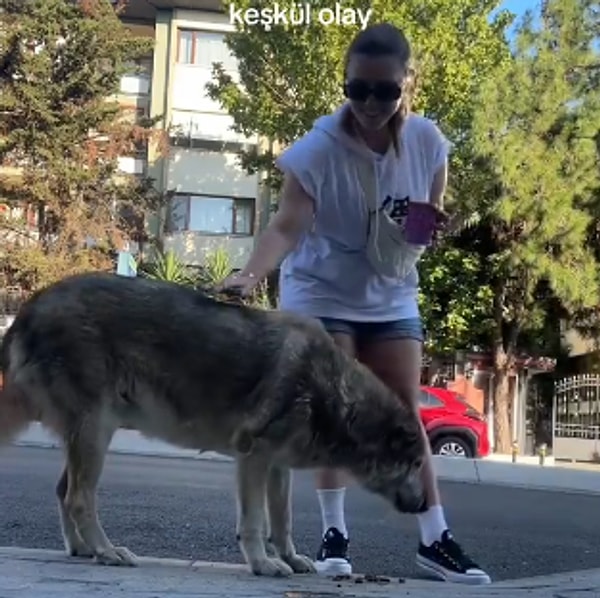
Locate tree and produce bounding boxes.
[417,246,494,356]
[0,0,166,292]
[470,0,600,452]
[207,0,514,191]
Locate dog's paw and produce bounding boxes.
[68,545,95,559]
[282,553,317,574]
[250,557,294,577]
[94,546,138,567]
[65,536,95,559]
[264,539,279,559]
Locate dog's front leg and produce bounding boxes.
[236,455,293,577]
[267,465,316,574]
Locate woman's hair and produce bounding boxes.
[342,23,415,154]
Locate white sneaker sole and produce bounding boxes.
[416,554,491,585]
[314,557,353,577]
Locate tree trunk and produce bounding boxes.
[493,350,513,453]
[491,283,520,454]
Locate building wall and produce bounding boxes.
[155,9,259,268]
[166,148,256,197]
[163,233,253,269]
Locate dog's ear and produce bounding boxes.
[338,356,369,412]
[385,423,424,462]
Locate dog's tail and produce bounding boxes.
[0,326,34,445]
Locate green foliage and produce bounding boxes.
[207,0,514,192]
[140,245,274,309]
[143,248,197,286]
[200,247,273,309]
[418,246,494,355]
[198,246,234,287]
[472,0,600,326]
[0,0,166,291]
[250,278,273,310]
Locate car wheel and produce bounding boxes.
[431,435,474,458]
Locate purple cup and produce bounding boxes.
[403,201,439,246]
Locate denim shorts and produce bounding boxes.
[317,317,424,345]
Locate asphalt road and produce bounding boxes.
[0,446,598,582]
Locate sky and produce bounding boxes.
[499,0,539,18]
[496,0,540,38]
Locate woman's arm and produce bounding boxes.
[237,173,315,281]
[429,158,448,210]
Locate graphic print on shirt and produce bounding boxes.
[381,195,410,229]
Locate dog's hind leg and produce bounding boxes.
[62,414,138,567]
[56,467,94,558]
[236,455,293,577]
[267,465,315,574]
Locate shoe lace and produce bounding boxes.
[435,537,477,570]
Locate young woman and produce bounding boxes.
[220,22,491,585]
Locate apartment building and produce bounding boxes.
[120,0,262,269]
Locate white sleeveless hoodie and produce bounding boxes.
[276,103,450,321]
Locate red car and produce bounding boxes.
[419,386,490,458]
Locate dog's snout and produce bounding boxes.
[394,487,427,514]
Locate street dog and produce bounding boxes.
[0,272,427,577]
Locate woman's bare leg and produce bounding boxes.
[313,331,356,576]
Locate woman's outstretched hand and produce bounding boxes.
[216,272,260,298]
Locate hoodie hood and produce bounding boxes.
[312,103,378,159]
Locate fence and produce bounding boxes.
[553,374,600,461]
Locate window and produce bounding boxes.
[119,56,152,95]
[418,390,444,409]
[176,30,238,70]
[169,194,254,236]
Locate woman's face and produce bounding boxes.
[344,54,406,132]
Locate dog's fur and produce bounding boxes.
[0,272,426,577]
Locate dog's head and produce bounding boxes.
[338,359,428,514]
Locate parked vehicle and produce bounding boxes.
[419,386,490,459]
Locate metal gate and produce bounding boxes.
[553,374,600,461]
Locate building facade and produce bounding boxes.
[120,0,263,269]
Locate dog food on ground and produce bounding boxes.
[331,573,396,584]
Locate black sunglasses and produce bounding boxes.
[343,79,402,103]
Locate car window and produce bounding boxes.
[419,390,445,408]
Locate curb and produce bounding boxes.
[0,546,241,571]
[432,456,600,495]
[13,423,600,495]
[0,547,599,596]
[14,423,232,462]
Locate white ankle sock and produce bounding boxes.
[317,488,348,538]
[417,505,448,546]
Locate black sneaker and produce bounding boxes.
[416,530,491,585]
[314,527,352,576]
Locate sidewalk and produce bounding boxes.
[1,548,599,598]
[14,423,600,495]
